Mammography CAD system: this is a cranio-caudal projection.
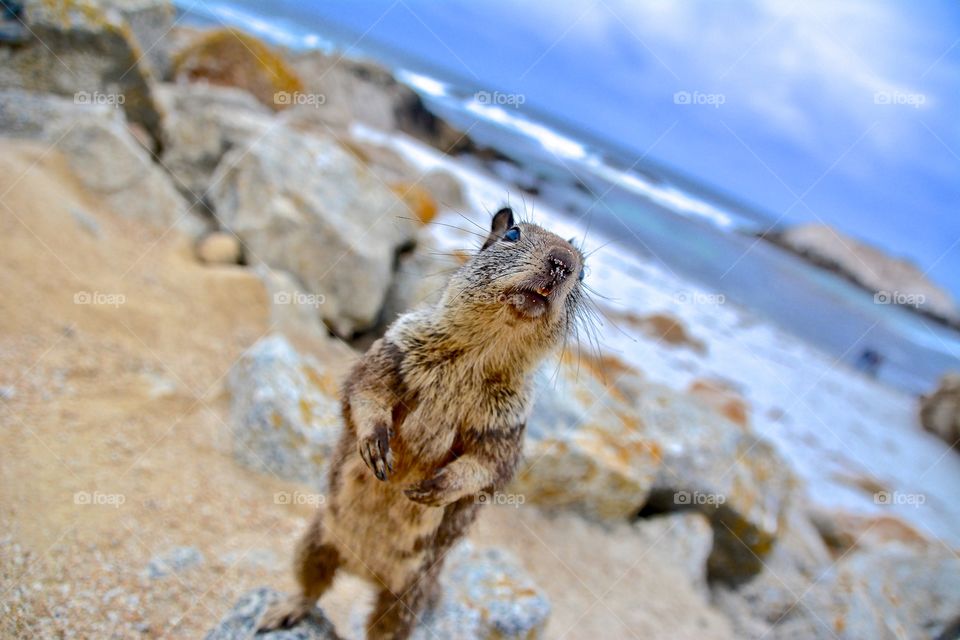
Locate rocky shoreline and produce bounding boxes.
[1,2,958,639]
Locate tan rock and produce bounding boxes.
[688,378,750,428]
[196,232,241,265]
[171,28,303,111]
[391,182,438,224]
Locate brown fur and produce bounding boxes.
[259,209,585,639]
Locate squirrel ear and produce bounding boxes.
[481,207,515,250]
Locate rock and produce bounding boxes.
[688,378,750,428]
[769,224,959,324]
[510,354,662,521]
[0,0,167,143]
[0,89,201,234]
[155,81,274,202]
[379,230,459,326]
[196,231,241,265]
[287,51,419,133]
[919,372,960,449]
[633,512,714,596]
[146,546,204,578]
[633,312,707,353]
[205,587,339,640]
[208,125,416,337]
[391,182,437,224]
[421,168,465,210]
[226,334,343,485]
[713,504,833,637]
[512,352,795,583]
[807,507,931,553]
[769,545,960,639]
[100,0,176,79]
[171,28,303,111]
[338,138,418,183]
[412,542,550,639]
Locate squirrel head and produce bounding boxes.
[440,207,586,351]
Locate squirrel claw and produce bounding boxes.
[359,423,393,482]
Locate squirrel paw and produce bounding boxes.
[404,472,454,507]
[358,422,394,481]
[257,594,312,632]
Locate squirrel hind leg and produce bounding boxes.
[258,514,341,632]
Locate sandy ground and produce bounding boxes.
[0,140,734,639]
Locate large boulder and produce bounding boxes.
[0,0,169,143]
[208,125,416,336]
[633,512,714,596]
[510,355,662,521]
[770,224,959,324]
[511,353,795,583]
[919,372,960,449]
[155,81,274,201]
[226,334,344,486]
[171,28,303,111]
[0,89,200,234]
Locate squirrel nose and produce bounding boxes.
[546,248,576,283]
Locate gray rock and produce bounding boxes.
[633,512,714,596]
[209,125,416,336]
[0,89,201,235]
[0,0,168,143]
[414,543,550,639]
[146,546,204,578]
[99,0,176,79]
[226,334,343,485]
[205,587,339,640]
[719,542,960,639]
[155,82,274,201]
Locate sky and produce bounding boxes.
[200,0,960,298]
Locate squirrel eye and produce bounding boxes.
[503,226,521,242]
[578,267,585,281]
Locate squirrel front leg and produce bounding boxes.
[405,424,524,507]
[345,339,407,482]
[352,393,394,481]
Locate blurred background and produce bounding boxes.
[1,0,958,638]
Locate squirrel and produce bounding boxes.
[258,207,586,639]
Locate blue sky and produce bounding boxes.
[209,0,960,298]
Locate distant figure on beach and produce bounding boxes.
[855,348,884,377]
